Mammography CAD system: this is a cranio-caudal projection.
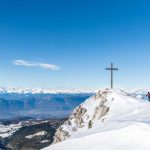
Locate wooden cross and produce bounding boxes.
[106,63,118,89]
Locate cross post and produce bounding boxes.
[105,63,118,89]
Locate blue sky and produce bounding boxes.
[0,0,150,89]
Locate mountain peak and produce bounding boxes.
[48,89,150,147]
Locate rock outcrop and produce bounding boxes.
[53,127,70,143]
[53,89,111,144]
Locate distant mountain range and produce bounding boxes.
[0,87,148,120]
[0,87,96,120]
[0,87,97,94]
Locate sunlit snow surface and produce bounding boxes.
[43,89,150,150]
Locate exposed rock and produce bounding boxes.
[92,105,110,121]
[72,127,77,132]
[53,127,70,144]
[73,106,87,128]
[64,120,71,126]
[98,105,110,120]
[92,91,110,121]
[53,89,111,144]
[92,90,109,100]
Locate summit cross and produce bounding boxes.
[105,63,118,89]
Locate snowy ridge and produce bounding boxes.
[43,89,150,150]
[0,87,97,94]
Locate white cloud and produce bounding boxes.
[13,60,61,70]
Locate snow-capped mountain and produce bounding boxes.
[0,86,149,95]
[0,87,149,120]
[43,89,150,150]
[0,87,97,94]
[0,87,95,119]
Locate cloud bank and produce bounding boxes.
[13,60,61,70]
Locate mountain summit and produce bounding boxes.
[43,89,150,150]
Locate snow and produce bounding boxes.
[0,87,97,94]
[0,86,149,95]
[26,131,47,139]
[44,123,150,150]
[43,89,150,150]
[41,140,50,144]
[0,123,22,138]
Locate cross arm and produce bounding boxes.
[105,68,119,70]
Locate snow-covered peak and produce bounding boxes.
[44,89,150,150]
[0,87,97,94]
[0,87,149,95]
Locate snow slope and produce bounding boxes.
[43,89,150,150]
